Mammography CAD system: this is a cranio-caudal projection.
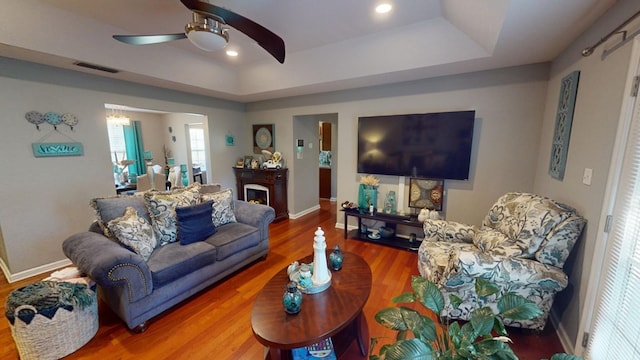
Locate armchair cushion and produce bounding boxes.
[482,192,575,257]
[422,219,476,243]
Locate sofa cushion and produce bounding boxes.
[201,188,237,226]
[147,240,217,288]
[106,207,158,261]
[176,200,217,245]
[205,222,260,261]
[144,183,201,247]
[91,195,151,238]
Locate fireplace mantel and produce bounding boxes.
[233,167,288,222]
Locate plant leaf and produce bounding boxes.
[470,306,496,337]
[399,307,438,343]
[550,354,584,360]
[493,317,508,337]
[375,307,408,331]
[475,339,518,359]
[412,276,444,314]
[449,294,463,309]
[475,278,500,298]
[497,293,544,320]
[393,291,416,304]
[381,339,434,360]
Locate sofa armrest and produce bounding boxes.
[234,200,275,239]
[62,231,153,302]
[423,219,476,243]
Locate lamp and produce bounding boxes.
[185,13,228,52]
[106,107,130,126]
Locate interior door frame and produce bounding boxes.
[575,36,640,356]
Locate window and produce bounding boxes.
[189,126,206,171]
[107,119,127,163]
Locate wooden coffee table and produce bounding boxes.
[251,252,372,359]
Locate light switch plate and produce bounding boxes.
[582,168,593,185]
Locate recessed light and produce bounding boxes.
[226,50,238,57]
[375,3,392,14]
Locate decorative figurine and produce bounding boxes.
[329,245,344,271]
[312,227,330,286]
[298,264,313,288]
[283,281,302,314]
[418,208,430,222]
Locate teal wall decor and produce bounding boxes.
[225,134,235,146]
[32,142,84,157]
[549,70,580,180]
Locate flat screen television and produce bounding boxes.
[357,110,475,180]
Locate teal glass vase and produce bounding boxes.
[283,281,302,314]
[358,184,378,211]
[329,245,344,271]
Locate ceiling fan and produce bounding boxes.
[113,0,285,63]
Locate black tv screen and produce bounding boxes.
[357,110,475,180]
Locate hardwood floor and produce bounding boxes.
[0,200,565,359]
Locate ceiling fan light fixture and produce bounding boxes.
[185,15,229,51]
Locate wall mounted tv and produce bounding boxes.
[357,110,475,180]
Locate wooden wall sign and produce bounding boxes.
[549,71,580,180]
[32,142,84,157]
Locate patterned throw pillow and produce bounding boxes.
[144,183,201,246]
[91,195,151,238]
[200,188,237,227]
[106,207,157,261]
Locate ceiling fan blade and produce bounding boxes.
[180,0,285,63]
[113,33,187,46]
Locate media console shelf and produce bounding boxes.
[342,209,424,251]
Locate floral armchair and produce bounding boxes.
[417,192,585,330]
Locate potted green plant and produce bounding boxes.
[370,276,582,360]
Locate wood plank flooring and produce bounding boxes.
[0,200,565,359]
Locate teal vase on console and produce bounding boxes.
[180,164,188,186]
[283,281,302,314]
[358,184,378,211]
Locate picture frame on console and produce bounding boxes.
[408,177,444,211]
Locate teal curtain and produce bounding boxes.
[124,121,146,175]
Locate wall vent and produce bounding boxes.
[73,61,119,74]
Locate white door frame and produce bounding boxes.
[575,36,640,356]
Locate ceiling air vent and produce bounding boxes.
[73,61,119,74]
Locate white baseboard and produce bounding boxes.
[0,257,71,283]
[329,197,337,202]
[550,311,575,354]
[289,204,321,219]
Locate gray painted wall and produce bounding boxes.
[0,57,245,276]
[246,64,549,225]
[533,0,640,351]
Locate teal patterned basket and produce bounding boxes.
[5,281,98,360]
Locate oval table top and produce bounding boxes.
[251,252,372,350]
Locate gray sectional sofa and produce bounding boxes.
[62,185,275,332]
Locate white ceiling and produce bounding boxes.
[0,0,616,102]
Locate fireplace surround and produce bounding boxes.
[234,167,288,221]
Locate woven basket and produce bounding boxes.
[7,287,98,360]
